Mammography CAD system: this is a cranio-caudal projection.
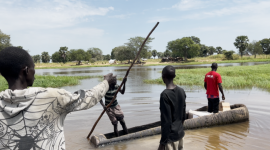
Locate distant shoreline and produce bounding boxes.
[35,58,270,69]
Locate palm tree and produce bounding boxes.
[59,46,69,63]
[41,52,50,63]
[152,50,157,59]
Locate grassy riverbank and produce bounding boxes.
[34,54,270,69]
[144,64,270,91]
[0,75,102,91]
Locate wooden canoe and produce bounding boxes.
[90,104,249,147]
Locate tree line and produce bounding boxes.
[1,29,270,63]
[32,47,104,64]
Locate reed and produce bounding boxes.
[144,64,270,91]
[0,75,102,91]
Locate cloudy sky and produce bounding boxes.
[0,0,269,56]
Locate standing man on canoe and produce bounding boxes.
[204,63,225,113]
[100,75,129,137]
[158,65,186,150]
[0,47,114,150]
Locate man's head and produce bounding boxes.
[0,47,35,87]
[109,75,117,87]
[211,63,218,71]
[162,65,176,83]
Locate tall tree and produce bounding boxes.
[0,30,12,51]
[41,52,50,63]
[87,47,103,60]
[247,40,263,58]
[112,46,134,63]
[32,55,41,63]
[199,45,209,57]
[216,46,223,54]
[234,35,249,58]
[190,36,200,44]
[208,46,216,55]
[51,52,61,62]
[125,36,154,62]
[152,49,157,59]
[167,37,200,61]
[259,38,270,54]
[59,46,69,63]
[157,52,164,58]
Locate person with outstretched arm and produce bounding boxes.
[204,63,225,113]
[158,65,186,150]
[0,47,114,150]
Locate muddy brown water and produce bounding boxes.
[35,62,270,150]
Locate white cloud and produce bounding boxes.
[0,0,114,30]
[181,0,270,19]
[172,0,207,11]
[109,13,135,19]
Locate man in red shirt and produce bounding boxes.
[204,63,225,113]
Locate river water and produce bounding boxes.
[35,62,270,150]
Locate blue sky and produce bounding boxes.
[0,0,269,56]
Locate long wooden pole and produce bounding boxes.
[87,22,159,139]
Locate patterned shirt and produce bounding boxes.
[105,84,119,107]
[0,80,109,150]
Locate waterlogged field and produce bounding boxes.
[144,64,270,91]
[0,75,102,91]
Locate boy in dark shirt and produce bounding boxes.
[158,65,186,150]
[100,76,128,137]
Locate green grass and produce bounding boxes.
[144,64,270,91]
[0,75,102,91]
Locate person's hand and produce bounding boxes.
[123,77,127,83]
[222,95,225,100]
[104,73,113,84]
[158,144,165,150]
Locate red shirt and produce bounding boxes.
[204,71,222,96]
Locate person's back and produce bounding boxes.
[158,65,186,150]
[205,71,221,96]
[0,47,113,149]
[160,86,186,142]
[204,63,225,113]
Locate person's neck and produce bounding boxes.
[165,80,176,89]
[7,78,28,91]
[211,69,217,72]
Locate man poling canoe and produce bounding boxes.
[86,22,160,139]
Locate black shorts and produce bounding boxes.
[207,98,220,113]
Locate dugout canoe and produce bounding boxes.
[90,104,249,147]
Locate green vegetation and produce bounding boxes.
[0,75,102,91]
[144,64,270,91]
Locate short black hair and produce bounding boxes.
[162,65,176,79]
[0,47,33,79]
[211,63,218,69]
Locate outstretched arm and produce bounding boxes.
[218,83,225,100]
[120,78,127,94]
[57,73,113,113]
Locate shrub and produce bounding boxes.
[224,51,235,60]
